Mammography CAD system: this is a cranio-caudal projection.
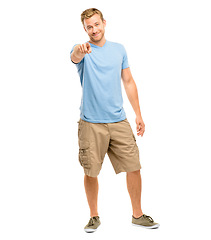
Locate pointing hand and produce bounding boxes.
[79,42,92,54]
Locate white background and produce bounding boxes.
[0,0,211,239]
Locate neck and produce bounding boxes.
[89,37,106,47]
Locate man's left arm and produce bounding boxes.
[121,67,145,137]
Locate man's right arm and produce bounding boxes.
[71,42,92,64]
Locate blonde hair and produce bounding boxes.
[81,8,104,26]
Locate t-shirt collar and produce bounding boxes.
[88,40,107,48]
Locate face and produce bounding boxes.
[83,14,106,43]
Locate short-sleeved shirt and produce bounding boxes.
[70,40,130,123]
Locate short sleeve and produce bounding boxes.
[70,44,77,55]
[121,45,130,69]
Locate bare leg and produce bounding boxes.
[84,175,99,217]
[126,170,143,218]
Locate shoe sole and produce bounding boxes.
[84,228,97,233]
[132,223,160,229]
[84,224,100,233]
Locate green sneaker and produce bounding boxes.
[132,214,160,229]
[84,216,101,233]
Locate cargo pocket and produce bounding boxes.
[78,140,90,170]
[132,133,139,154]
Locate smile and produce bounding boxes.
[93,32,100,37]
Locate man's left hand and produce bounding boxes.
[136,115,145,137]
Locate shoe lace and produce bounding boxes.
[143,214,154,223]
[88,217,98,226]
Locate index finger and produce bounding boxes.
[86,43,92,53]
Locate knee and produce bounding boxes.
[127,169,140,176]
[84,174,98,181]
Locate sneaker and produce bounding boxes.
[132,214,160,229]
[84,216,101,233]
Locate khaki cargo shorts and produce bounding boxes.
[77,118,141,177]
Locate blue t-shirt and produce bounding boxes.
[70,40,130,123]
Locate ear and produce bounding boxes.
[103,19,106,27]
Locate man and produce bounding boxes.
[70,8,159,232]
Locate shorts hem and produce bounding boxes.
[84,169,101,178]
[115,165,142,175]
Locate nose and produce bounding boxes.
[92,26,97,33]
